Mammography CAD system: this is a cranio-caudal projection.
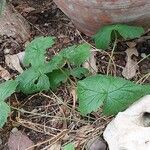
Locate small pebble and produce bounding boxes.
[4,48,11,54]
[11,127,18,133]
[8,131,34,150]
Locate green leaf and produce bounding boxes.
[0,102,10,128]
[115,24,144,39]
[0,0,6,15]
[48,67,88,90]
[93,25,114,49]
[93,24,144,49]
[16,68,40,94]
[36,74,50,91]
[23,36,55,67]
[77,75,150,116]
[0,80,18,101]
[17,68,50,94]
[63,143,75,150]
[70,67,89,79]
[44,54,65,74]
[48,69,69,90]
[61,43,91,65]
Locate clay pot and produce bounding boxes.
[0,4,30,43]
[53,0,150,36]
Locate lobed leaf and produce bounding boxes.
[23,36,55,67]
[44,54,65,74]
[0,102,10,128]
[48,67,89,90]
[93,24,144,49]
[48,69,69,90]
[16,68,50,94]
[70,67,89,79]
[61,43,91,65]
[0,80,18,101]
[36,74,50,92]
[93,25,114,49]
[115,24,144,39]
[77,75,150,115]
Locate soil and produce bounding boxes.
[0,0,150,150]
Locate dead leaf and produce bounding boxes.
[0,65,11,80]
[5,54,23,73]
[83,51,98,74]
[47,142,61,150]
[70,87,77,109]
[22,7,36,13]
[8,131,34,150]
[122,42,139,79]
[85,137,107,150]
[126,42,136,48]
[76,125,94,140]
[17,51,25,64]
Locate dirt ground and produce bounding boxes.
[0,0,150,149]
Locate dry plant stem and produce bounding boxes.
[136,72,150,84]
[107,39,117,76]
[76,29,117,65]
[26,129,68,150]
[59,64,76,86]
[11,106,87,123]
[16,118,61,133]
[50,90,79,115]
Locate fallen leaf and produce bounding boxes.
[70,87,77,109]
[76,125,94,138]
[0,65,11,80]
[85,137,107,150]
[8,131,34,150]
[5,54,23,73]
[122,42,138,79]
[83,51,98,74]
[48,142,61,150]
[22,7,36,13]
[16,51,25,64]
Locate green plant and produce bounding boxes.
[17,37,90,94]
[63,143,75,150]
[93,24,144,49]
[0,80,18,127]
[0,24,148,128]
[77,75,150,116]
[0,36,91,127]
[75,24,150,116]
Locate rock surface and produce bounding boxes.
[103,95,150,150]
[85,136,107,150]
[8,131,34,150]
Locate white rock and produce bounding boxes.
[103,95,150,150]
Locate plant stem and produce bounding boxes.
[107,31,117,76]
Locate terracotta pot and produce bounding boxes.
[0,4,30,43]
[53,0,150,36]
